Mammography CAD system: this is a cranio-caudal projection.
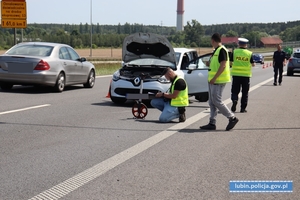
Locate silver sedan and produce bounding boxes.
[0,42,96,92]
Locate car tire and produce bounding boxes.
[108,86,127,104]
[0,83,13,91]
[195,92,209,102]
[287,71,293,76]
[54,72,65,92]
[111,96,127,104]
[83,69,95,88]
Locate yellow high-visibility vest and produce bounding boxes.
[208,46,231,83]
[170,76,189,107]
[231,48,252,77]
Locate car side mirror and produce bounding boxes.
[187,64,196,74]
[79,57,87,62]
[187,64,197,70]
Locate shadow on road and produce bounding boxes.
[0,121,163,132]
[174,127,300,133]
[93,99,154,108]
[0,85,87,94]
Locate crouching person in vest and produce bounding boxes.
[151,67,189,123]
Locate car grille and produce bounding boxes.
[115,88,158,96]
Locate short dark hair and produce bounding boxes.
[211,33,221,43]
[162,67,171,75]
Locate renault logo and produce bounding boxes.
[133,77,141,86]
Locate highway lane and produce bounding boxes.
[0,63,299,199]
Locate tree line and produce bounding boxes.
[0,20,299,49]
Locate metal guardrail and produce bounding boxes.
[91,61,122,64]
[282,41,300,48]
[259,46,300,57]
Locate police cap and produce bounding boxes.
[238,38,249,45]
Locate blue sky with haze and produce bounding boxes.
[26,0,299,26]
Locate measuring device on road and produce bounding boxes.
[126,73,155,119]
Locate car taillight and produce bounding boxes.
[34,60,50,70]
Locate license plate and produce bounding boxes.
[8,63,32,73]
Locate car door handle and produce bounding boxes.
[63,62,67,66]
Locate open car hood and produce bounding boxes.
[122,33,177,66]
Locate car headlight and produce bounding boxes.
[158,75,170,83]
[112,70,120,81]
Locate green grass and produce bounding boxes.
[94,63,121,76]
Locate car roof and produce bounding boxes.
[14,42,70,48]
[174,48,197,53]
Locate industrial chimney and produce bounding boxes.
[176,0,184,31]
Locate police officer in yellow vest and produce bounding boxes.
[151,67,189,123]
[200,33,239,131]
[230,38,255,113]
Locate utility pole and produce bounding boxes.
[90,0,93,57]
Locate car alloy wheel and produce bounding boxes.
[84,70,95,88]
[54,72,65,92]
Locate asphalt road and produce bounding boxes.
[0,62,299,200]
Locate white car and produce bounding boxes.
[109,33,211,104]
[174,47,211,101]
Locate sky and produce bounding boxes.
[24,0,299,26]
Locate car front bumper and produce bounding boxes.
[110,79,171,98]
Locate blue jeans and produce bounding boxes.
[151,98,179,122]
[208,83,235,125]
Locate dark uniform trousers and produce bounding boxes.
[273,64,284,84]
[231,76,250,110]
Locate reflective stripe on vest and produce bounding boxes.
[208,46,231,83]
[170,77,189,107]
[231,49,252,77]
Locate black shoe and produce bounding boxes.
[226,117,239,131]
[240,109,247,113]
[179,112,186,122]
[231,101,237,112]
[200,123,216,130]
[279,82,281,86]
[273,82,277,86]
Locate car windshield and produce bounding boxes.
[293,53,300,58]
[6,45,53,57]
[175,52,181,63]
[127,58,175,68]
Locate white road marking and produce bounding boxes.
[28,77,274,200]
[0,104,51,115]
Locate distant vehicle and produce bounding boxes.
[283,46,293,60]
[287,49,300,76]
[108,33,211,104]
[0,42,96,92]
[252,54,264,64]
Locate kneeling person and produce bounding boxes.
[151,67,188,123]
